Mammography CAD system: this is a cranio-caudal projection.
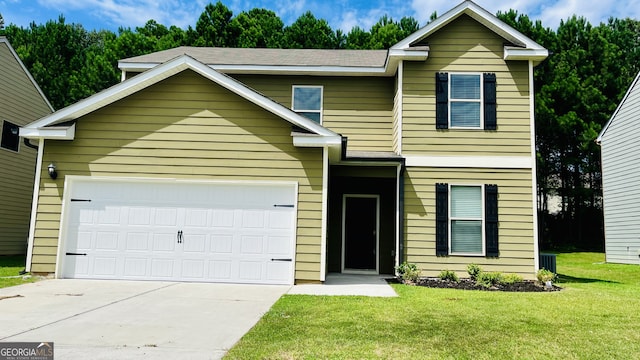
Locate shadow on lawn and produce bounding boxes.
[556,273,619,284]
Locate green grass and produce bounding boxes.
[225,253,640,359]
[0,255,36,288]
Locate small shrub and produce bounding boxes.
[537,269,556,283]
[476,271,502,288]
[500,273,524,285]
[467,263,482,281]
[438,269,459,282]
[395,262,421,283]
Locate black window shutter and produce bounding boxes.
[435,183,449,256]
[485,184,499,257]
[483,73,497,130]
[435,73,449,129]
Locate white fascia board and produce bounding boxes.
[597,70,640,143]
[293,135,342,147]
[392,1,545,54]
[504,47,549,61]
[405,155,533,169]
[388,48,429,61]
[20,124,76,140]
[1,38,55,112]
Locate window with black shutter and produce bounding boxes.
[434,73,497,130]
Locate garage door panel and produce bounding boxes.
[63,179,296,284]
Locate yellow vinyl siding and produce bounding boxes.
[31,70,324,282]
[404,167,536,278]
[402,14,531,157]
[233,75,395,152]
[0,41,52,255]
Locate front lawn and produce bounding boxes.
[225,253,640,359]
[0,255,36,289]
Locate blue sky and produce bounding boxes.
[1,0,638,33]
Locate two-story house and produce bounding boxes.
[20,1,547,284]
[0,37,53,255]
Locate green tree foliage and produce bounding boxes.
[229,8,284,48]
[195,1,233,47]
[283,11,337,49]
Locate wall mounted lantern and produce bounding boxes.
[47,163,57,179]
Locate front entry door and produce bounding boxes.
[342,195,379,272]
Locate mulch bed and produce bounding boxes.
[388,277,561,292]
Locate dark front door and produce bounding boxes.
[343,196,378,271]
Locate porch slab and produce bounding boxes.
[288,274,397,297]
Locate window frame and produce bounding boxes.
[448,184,485,256]
[1,120,20,153]
[292,85,323,125]
[448,73,484,129]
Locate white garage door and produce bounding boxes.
[61,178,297,285]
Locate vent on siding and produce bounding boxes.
[539,253,557,273]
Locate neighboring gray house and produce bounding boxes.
[0,37,53,255]
[596,71,640,265]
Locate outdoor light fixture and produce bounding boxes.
[47,163,57,180]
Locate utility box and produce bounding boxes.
[539,253,557,273]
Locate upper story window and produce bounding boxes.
[436,72,496,130]
[292,85,323,124]
[450,74,482,128]
[1,120,20,152]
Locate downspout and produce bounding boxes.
[23,138,38,150]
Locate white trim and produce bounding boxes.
[391,1,547,60]
[0,37,54,112]
[396,61,404,154]
[597,71,640,143]
[341,194,380,274]
[292,135,342,147]
[54,174,72,278]
[23,55,339,140]
[120,63,394,76]
[320,147,329,282]
[503,47,549,62]
[292,85,324,125]
[25,139,44,272]
[395,164,402,270]
[20,124,76,140]
[530,60,540,273]
[405,155,533,169]
[448,72,484,129]
[448,184,486,257]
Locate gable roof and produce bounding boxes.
[596,71,640,143]
[394,1,547,61]
[0,37,54,112]
[21,54,341,145]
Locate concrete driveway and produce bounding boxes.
[0,279,289,359]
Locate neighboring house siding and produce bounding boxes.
[233,75,395,152]
[31,70,324,281]
[0,41,52,254]
[404,167,535,277]
[600,79,640,265]
[402,14,531,157]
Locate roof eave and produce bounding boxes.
[503,47,549,62]
[20,124,76,140]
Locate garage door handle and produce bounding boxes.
[177,230,183,244]
[273,204,294,208]
[66,252,87,256]
[271,258,292,262]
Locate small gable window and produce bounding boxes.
[292,85,323,124]
[1,120,20,152]
[436,72,497,130]
[435,183,499,257]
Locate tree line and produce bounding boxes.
[2,2,640,250]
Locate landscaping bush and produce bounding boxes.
[467,263,482,281]
[395,262,421,283]
[476,271,502,288]
[438,269,459,282]
[499,273,524,285]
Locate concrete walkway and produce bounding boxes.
[288,273,397,297]
[0,279,288,359]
